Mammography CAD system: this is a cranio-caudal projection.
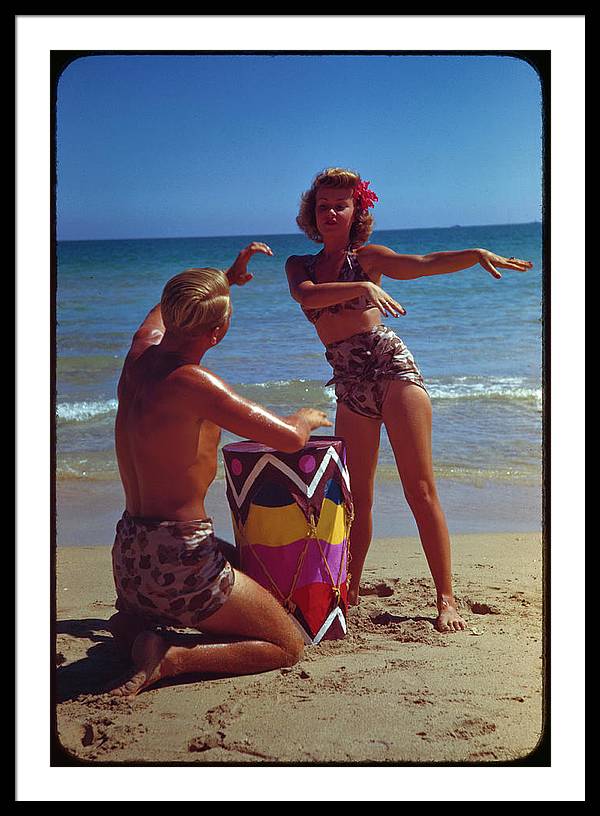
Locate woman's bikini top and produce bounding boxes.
[300,250,374,325]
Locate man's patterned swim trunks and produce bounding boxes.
[112,511,235,629]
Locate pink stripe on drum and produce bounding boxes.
[240,538,348,597]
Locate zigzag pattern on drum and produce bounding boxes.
[223,443,351,527]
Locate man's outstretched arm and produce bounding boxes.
[185,367,332,453]
[225,242,273,287]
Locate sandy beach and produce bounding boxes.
[54,529,545,765]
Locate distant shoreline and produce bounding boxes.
[56,221,542,244]
[55,473,542,548]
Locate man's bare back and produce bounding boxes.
[116,344,225,521]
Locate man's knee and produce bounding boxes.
[282,633,304,667]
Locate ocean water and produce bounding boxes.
[55,224,543,531]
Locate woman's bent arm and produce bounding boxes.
[285,256,369,307]
[285,256,405,317]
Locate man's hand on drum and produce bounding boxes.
[226,242,274,286]
[297,408,333,431]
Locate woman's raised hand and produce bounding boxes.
[477,249,533,280]
[227,242,274,286]
[364,281,407,318]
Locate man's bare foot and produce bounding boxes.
[107,612,148,658]
[108,631,171,698]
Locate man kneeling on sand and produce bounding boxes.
[107,242,331,697]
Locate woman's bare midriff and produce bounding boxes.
[313,305,383,346]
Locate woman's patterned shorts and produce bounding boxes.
[325,324,427,420]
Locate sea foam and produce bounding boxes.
[57,399,118,422]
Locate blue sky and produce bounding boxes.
[56,53,543,240]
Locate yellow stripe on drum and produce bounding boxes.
[243,501,306,548]
[317,496,348,545]
[242,497,348,548]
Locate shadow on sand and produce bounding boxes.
[55,618,128,701]
[55,617,241,701]
[55,538,242,701]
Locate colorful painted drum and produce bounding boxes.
[222,436,354,644]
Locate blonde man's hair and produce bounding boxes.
[161,268,230,336]
[296,167,375,248]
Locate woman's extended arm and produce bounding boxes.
[356,244,533,281]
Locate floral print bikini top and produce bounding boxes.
[300,250,374,325]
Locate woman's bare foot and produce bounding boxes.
[108,631,171,698]
[435,598,467,633]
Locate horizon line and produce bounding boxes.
[57,220,542,243]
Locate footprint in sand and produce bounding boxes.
[359,580,395,598]
[188,735,222,753]
[448,718,497,740]
[370,613,448,645]
[80,718,146,755]
[464,598,502,615]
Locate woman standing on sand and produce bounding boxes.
[285,168,532,631]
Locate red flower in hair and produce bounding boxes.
[353,180,379,210]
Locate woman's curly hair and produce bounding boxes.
[296,167,375,248]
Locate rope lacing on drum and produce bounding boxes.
[235,520,308,615]
[344,502,354,591]
[311,507,353,606]
[236,499,354,613]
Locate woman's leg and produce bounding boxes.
[381,380,466,632]
[335,401,382,605]
[108,571,305,697]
